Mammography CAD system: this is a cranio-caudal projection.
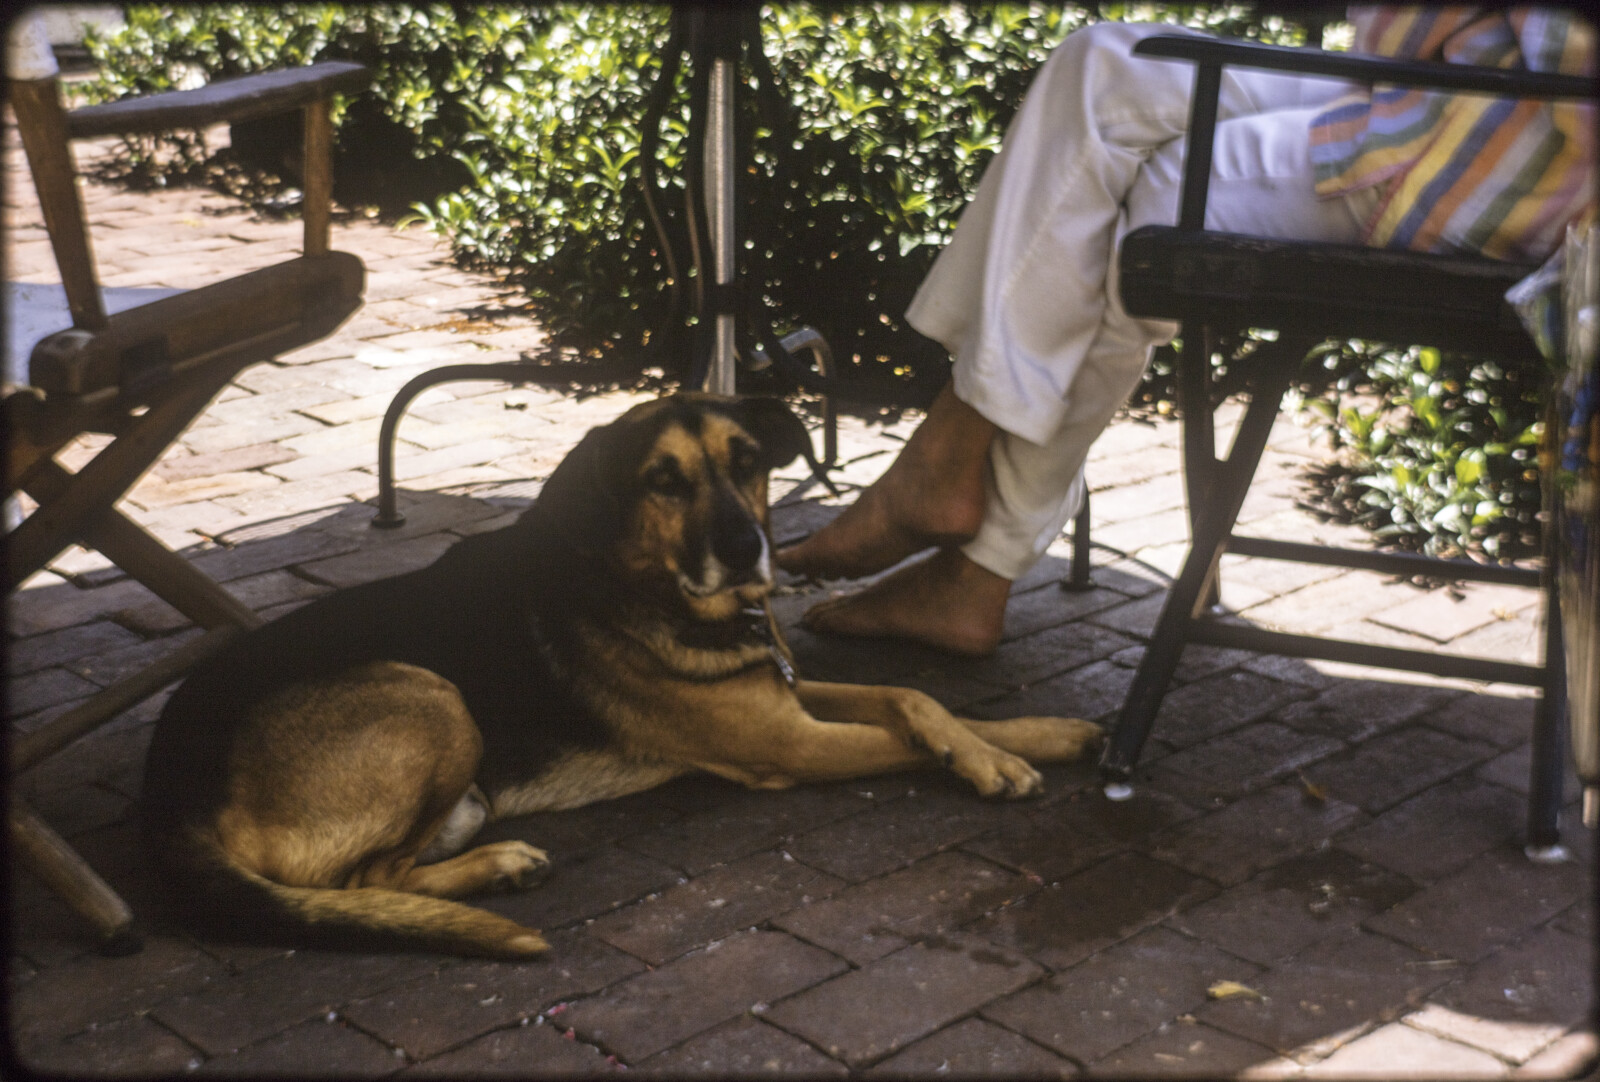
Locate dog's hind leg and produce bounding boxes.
[223,662,548,900]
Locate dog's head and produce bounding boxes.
[532,393,812,620]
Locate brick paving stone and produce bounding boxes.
[1369,582,1536,644]
[18,1014,203,1078]
[1299,724,1499,812]
[1145,671,1313,751]
[771,850,1034,966]
[1511,1030,1598,1078]
[1085,592,1170,640]
[195,1017,403,1077]
[1091,472,1190,524]
[187,526,365,583]
[782,623,951,687]
[1166,848,1417,966]
[5,666,102,717]
[1238,653,1343,690]
[1300,1021,1508,1077]
[297,533,459,589]
[1422,691,1543,749]
[998,582,1131,641]
[1110,641,1258,686]
[619,783,871,875]
[7,936,226,1053]
[7,575,175,637]
[152,442,301,483]
[562,931,847,1063]
[781,786,1018,883]
[1196,930,1455,1058]
[972,853,1217,971]
[339,927,645,1061]
[1476,743,1586,803]
[765,933,1043,1069]
[948,620,1139,691]
[963,787,1201,884]
[634,1016,850,1076]
[151,950,444,1057]
[127,469,285,512]
[212,470,380,525]
[1238,573,1406,636]
[865,1016,1077,1077]
[57,626,199,692]
[1272,678,1461,743]
[475,844,684,934]
[1363,847,1588,963]
[964,659,1136,724]
[982,926,1257,1064]
[1144,722,1344,806]
[1337,775,1526,879]
[179,411,327,456]
[1088,1018,1281,1078]
[1074,555,1170,599]
[314,489,502,542]
[400,1019,618,1076]
[1091,507,1194,555]
[588,850,844,965]
[1149,783,1363,887]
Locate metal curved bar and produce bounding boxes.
[371,361,546,528]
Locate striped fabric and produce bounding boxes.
[1309,6,1595,262]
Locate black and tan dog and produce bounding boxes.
[142,394,1101,958]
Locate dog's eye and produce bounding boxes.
[643,460,693,499]
[728,442,760,482]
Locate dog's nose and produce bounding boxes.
[712,492,765,574]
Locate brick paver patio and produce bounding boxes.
[5,115,1595,1078]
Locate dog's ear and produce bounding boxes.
[530,421,636,549]
[728,396,813,473]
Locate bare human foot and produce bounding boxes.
[776,384,993,580]
[800,547,1011,656]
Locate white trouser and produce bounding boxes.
[905,22,1378,580]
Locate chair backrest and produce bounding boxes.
[7,11,105,331]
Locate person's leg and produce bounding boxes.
[774,383,995,580]
[787,26,1372,652]
[779,22,1207,581]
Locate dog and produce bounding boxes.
[142,393,1102,958]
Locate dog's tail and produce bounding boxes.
[162,836,548,960]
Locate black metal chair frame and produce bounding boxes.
[1100,34,1594,855]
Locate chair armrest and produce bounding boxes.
[1134,35,1595,101]
[65,61,370,139]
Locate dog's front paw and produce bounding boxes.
[482,841,552,893]
[1025,716,1105,761]
[955,745,1043,800]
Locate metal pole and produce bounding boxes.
[703,55,737,395]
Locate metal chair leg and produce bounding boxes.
[1526,555,1568,858]
[1063,489,1094,592]
[1100,341,1302,789]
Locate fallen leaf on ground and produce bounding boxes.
[1207,980,1265,1002]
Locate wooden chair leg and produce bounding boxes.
[23,459,261,632]
[1100,341,1304,787]
[9,797,141,956]
[4,359,235,591]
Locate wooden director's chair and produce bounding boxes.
[1102,35,1594,857]
[5,37,369,952]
